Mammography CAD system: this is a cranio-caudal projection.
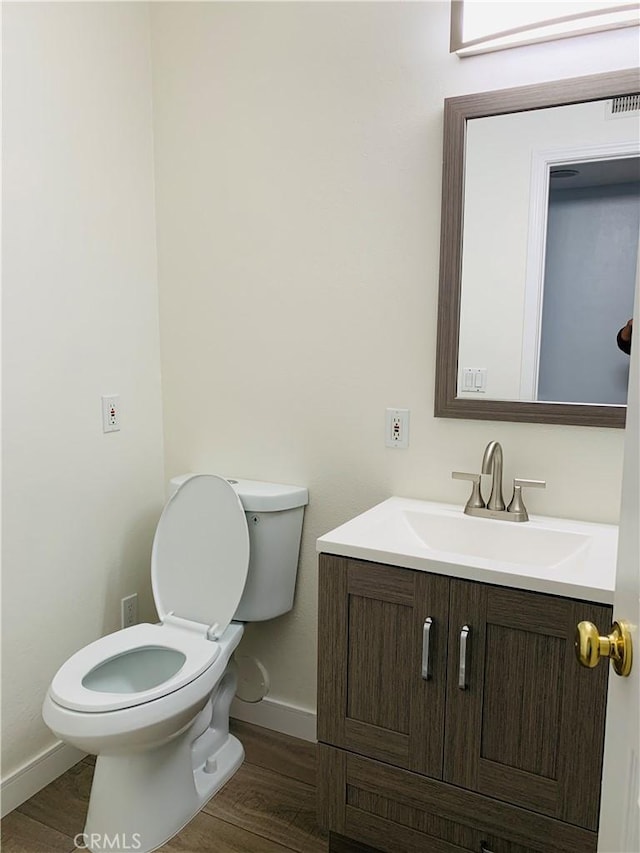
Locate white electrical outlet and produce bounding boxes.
[102,395,121,433]
[385,408,410,448]
[121,593,138,629]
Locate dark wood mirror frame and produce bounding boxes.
[434,69,639,429]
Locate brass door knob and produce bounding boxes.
[575,620,633,677]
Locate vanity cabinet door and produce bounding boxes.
[317,555,449,778]
[443,580,611,831]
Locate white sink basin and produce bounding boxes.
[317,497,618,603]
[403,510,590,568]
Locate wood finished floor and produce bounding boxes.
[1,721,328,853]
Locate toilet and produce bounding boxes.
[42,473,308,853]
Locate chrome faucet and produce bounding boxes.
[481,440,505,511]
[452,440,546,522]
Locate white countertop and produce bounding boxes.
[316,497,618,604]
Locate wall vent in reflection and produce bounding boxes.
[606,95,640,119]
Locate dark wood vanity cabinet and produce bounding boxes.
[317,554,612,853]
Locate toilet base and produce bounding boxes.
[81,669,243,853]
[83,735,243,853]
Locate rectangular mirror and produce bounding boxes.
[435,70,639,427]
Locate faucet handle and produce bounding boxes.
[507,478,546,521]
[452,471,485,510]
[513,478,546,490]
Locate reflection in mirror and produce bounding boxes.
[458,99,639,407]
[435,71,640,428]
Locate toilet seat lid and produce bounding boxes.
[151,474,249,633]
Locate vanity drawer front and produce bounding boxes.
[318,745,598,853]
[328,830,537,853]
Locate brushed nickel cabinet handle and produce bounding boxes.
[421,617,433,680]
[458,625,470,690]
[480,843,495,853]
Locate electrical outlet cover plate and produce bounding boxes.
[102,395,120,433]
[121,593,138,629]
[385,408,409,448]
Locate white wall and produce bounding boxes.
[149,2,639,716]
[459,100,639,400]
[2,2,165,785]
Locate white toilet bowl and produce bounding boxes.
[42,474,308,853]
[43,622,244,852]
[43,621,243,754]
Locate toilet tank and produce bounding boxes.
[168,475,308,622]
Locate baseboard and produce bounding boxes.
[231,696,317,743]
[1,702,315,817]
[1,741,86,817]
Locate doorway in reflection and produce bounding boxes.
[537,157,639,405]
